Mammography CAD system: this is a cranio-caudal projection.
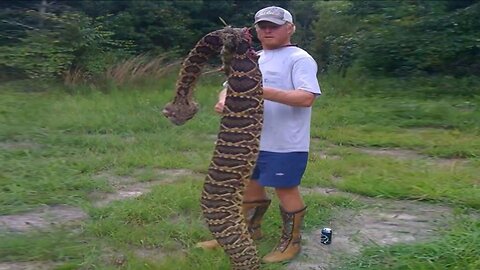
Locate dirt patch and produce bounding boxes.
[290,188,454,270]
[94,168,194,186]
[94,172,137,186]
[311,151,341,161]
[0,205,87,233]
[92,168,197,207]
[0,169,194,270]
[356,147,421,159]
[0,169,197,232]
[93,180,166,207]
[0,261,59,270]
[83,133,138,144]
[95,246,185,267]
[132,246,185,262]
[355,147,468,167]
[310,139,469,167]
[133,247,167,261]
[301,187,354,198]
[0,141,42,151]
[141,168,196,179]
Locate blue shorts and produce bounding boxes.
[251,151,308,188]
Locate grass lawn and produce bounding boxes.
[0,74,479,269]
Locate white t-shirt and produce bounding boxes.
[258,46,321,153]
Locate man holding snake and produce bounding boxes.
[198,6,321,263]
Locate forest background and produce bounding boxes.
[1,0,479,85]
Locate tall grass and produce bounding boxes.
[62,54,181,87]
[105,54,180,85]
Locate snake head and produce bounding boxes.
[162,101,199,126]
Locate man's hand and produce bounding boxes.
[214,88,227,114]
[214,100,225,114]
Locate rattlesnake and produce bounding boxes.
[163,27,263,269]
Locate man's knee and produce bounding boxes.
[275,185,300,195]
[244,179,267,201]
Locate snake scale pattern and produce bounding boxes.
[163,27,263,269]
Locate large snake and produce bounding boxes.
[162,27,263,269]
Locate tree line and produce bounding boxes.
[0,0,478,83]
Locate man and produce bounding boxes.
[198,6,321,263]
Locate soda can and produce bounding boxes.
[320,227,332,245]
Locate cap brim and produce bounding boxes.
[254,18,286,25]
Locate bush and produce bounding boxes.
[0,11,132,81]
[356,1,480,76]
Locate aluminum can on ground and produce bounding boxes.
[320,227,332,245]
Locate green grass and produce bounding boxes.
[1,74,479,269]
[339,217,480,270]
[304,146,480,208]
[311,95,480,157]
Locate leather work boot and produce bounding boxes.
[262,206,307,263]
[195,199,271,250]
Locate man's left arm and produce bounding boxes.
[263,57,320,107]
[263,88,315,107]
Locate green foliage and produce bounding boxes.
[357,1,480,76]
[1,0,479,83]
[67,0,289,54]
[0,0,291,82]
[308,1,358,74]
[304,0,480,77]
[0,11,131,80]
[58,13,132,76]
[98,1,197,54]
[0,30,75,79]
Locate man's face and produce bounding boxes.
[255,21,293,50]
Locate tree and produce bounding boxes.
[355,0,480,76]
[309,1,358,74]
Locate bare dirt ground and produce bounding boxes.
[0,168,195,233]
[0,205,88,233]
[0,262,60,270]
[290,187,454,270]
[286,147,467,270]
[91,168,194,206]
[354,147,468,167]
[0,168,195,270]
[0,141,42,151]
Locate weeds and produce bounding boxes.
[62,54,181,88]
[104,54,180,85]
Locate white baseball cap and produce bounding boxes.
[254,6,293,25]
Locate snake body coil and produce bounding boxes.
[163,27,263,269]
